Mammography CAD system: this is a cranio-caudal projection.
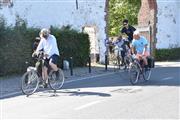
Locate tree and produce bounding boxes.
[108,0,141,36]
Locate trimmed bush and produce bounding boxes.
[50,26,90,67]
[0,18,90,76]
[155,48,180,61]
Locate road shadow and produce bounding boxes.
[62,66,180,90]
[0,65,179,99]
[57,90,111,97]
[24,89,111,98]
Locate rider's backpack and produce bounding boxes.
[147,56,155,68]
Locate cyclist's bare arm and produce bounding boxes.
[131,45,135,55]
[142,44,148,56]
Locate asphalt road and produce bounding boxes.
[0,65,180,119]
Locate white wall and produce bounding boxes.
[0,0,107,63]
[156,0,180,48]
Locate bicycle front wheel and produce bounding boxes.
[143,68,152,81]
[129,63,140,85]
[21,70,39,95]
[49,69,64,90]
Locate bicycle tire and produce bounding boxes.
[21,70,39,95]
[129,63,140,85]
[143,68,152,81]
[124,56,130,71]
[49,69,65,90]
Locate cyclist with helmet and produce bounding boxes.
[33,28,60,87]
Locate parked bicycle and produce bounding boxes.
[21,51,64,96]
[128,55,154,85]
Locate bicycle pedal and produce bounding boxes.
[43,83,48,88]
[39,84,44,88]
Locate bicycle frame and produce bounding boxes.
[129,55,152,85]
[21,51,65,96]
[33,52,53,77]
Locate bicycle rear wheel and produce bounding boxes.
[49,69,64,90]
[124,56,130,71]
[143,68,152,81]
[21,70,39,95]
[111,54,120,70]
[129,63,140,85]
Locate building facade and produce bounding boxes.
[0,0,179,62]
[0,0,108,63]
[138,0,180,51]
[156,0,180,48]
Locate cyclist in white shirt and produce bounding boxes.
[33,28,60,87]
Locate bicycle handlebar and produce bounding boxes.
[32,51,48,61]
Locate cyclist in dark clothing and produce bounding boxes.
[32,37,41,74]
[121,19,136,46]
[33,37,41,52]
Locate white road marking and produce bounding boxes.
[162,77,174,81]
[110,86,142,93]
[74,100,104,110]
[65,72,118,84]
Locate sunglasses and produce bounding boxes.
[123,23,128,26]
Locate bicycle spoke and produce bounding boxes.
[21,70,39,95]
[129,63,140,85]
[49,69,64,90]
[143,68,152,81]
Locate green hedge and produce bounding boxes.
[155,48,180,61]
[50,26,90,67]
[0,17,90,76]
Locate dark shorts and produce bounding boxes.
[45,54,59,67]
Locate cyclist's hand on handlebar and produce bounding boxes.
[32,52,37,57]
[132,54,136,59]
[44,54,49,58]
[119,48,123,51]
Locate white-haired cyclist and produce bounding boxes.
[33,28,60,88]
[131,30,150,69]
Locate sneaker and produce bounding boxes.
[123,66,127,70]
[38,79,44,86]
[43,83,48,88]
[39,83,44,88]
[39,81,48,88]
[120,64,124,66]
[39,81,43,85]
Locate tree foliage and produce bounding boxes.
[108,0,141,36]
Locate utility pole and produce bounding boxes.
[104,0,109,68]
